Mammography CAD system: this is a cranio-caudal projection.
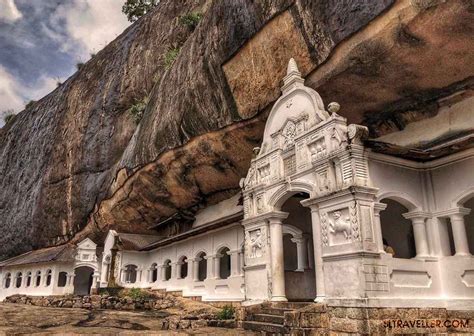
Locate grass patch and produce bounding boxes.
[164,47,180,69]
[217,305,235,320]
[128,96,149,124]
[179,12,202,30]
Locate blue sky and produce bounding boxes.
[0,0,130,126]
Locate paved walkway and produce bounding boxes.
[0,303,255,335]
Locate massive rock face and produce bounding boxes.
[0,0,473,260]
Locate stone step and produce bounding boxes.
[242,320,288,334]
[252,313,285,324]
[259,307,293,316]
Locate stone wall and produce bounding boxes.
[4,293,177,310]
[243,303,473,335]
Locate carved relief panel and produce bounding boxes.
[245,226,268,265]
[322,203,361,246]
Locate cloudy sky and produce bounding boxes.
[0,0,131,126]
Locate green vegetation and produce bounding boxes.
[25,100,36,109]
[122,0,159,22]
[179,12,202,30]
[217,305,235,320]
[76,62,84,70]
[2,110,15,124]
[128,96,149,124]
[125,288,154,300]
[164,47,180,69]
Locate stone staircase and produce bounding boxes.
[242,302,311,334]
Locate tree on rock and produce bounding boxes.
[122,0,159,22]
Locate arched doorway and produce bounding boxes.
[280,193,316,301]
[380,199,416,259]
[73,266,94,295]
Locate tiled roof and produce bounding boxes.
[0,244,75,268]
[117,233,164,251]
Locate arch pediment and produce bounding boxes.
[260,60,329,155]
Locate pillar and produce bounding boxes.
[160,265,167,281]
[213,254,221,279]
[228,250,240,277]
[239,250,245,276]
[449,208,471,256]
[191,258,199,282]
[374,202,387,253]
[300,202,326,302]
[291,236,308,271]
[269,216,287,302]
[204,255,214,279]
[403,212,430,258]
[91,271,100,294]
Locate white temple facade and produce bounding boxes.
[1,59,474,309]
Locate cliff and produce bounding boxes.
[1,0,473,259]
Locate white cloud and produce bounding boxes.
[0,65,57,127]
[0,0,22,23]
[52,0,130,60]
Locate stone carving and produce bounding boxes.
[329,211,351,240]
[317,170,331,193]
[258,164,271,183]
[350,201,360,241]
[330,125,347,149]
[308,137,326,161]
[320,213,329,246]
[348,124,369,145]
[243,165,257,189]
[247,229,264,258]
[282,121,297,150]
[256,195,264,213]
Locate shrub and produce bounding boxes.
[3,113,15,124]
[128,96,148,124]
[164,47,180,69]
[25,100,36,109]
[122,0,159,22]
[76,62,85,70]
[179,12,202,30]
[217,305,235,320]
[125,288,154,300]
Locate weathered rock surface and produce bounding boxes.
[1,0,473,259]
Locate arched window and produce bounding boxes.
[196,252,207,282]
[179,256,188,279]
[380,199,416,259]
[35,271,41,287]
[150,263,158,283]
[217,247,231,280]
[45,269,52,286]
[57,272,68,287]
[15,272,23,288]
[26,272,32,287]
[163,260,171,281]
[125,265,137,283]
[4,273,11,289]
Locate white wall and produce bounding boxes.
[118,223,245,301]
[0,262,74,301]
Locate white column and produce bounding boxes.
[191,258,199,282]
[291,237,308,271]
[303,203,326,302]
[403,212,430,258]
[449,208,471,256]
[137,268,143,283]
[121,268,127,283]
[204,255,216,279]
[91,272,100,289]
[227,250,239,277]
[213,254,221,279]
[269,216,287,302]
[171,263,178,280]
[374,202,387,253]
[159,265,166,281]
[239,251,245,276]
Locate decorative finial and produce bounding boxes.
[327,102,340,114]
[287,58,299,75]
[282,58,304,93]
